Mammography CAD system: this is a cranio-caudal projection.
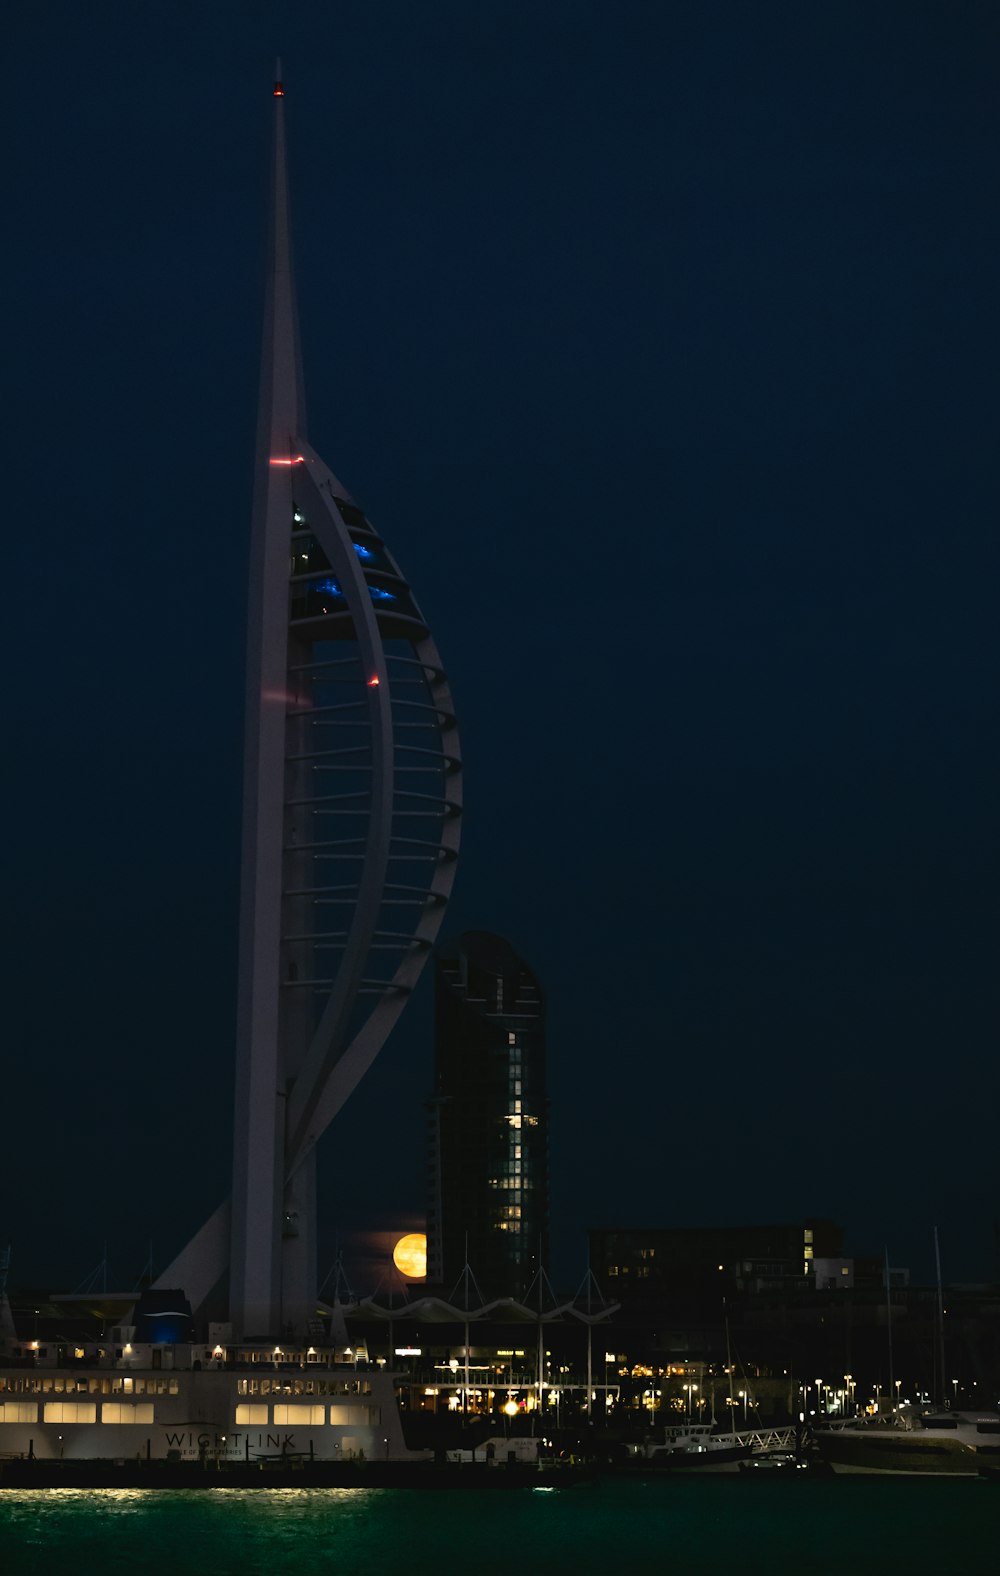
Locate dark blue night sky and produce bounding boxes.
[4,1,999,1292]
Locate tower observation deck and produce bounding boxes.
[156,73,462,1341]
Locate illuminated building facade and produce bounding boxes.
[155,73,461,1341]
[427,933,547,1298]
[589,1220,843,1307]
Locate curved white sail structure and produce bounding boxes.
[157,73,461,1340]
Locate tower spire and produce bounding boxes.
[258,62,305,460]
[229,70,311,1338]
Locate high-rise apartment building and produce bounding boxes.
[427,932,548,1298]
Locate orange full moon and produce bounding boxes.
[392,1233,427,1279]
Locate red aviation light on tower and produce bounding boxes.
[367,675,380,687]
[269,454,304,466]
[273,81,284,97]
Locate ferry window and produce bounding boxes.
[102,1403,154,1424]
[0,1403,38,1423]
[274,1404,325,1426]
[330,1403,370,1425]
[236,1405,268,1425]
[43,1402,97,1423]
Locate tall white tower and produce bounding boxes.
[156,71,461,1341]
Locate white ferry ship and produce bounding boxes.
[0,1323,422,1464]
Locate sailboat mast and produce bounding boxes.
[884,1245,895,1413]
[934,1226,946,1405]
[725,1306,737,1440]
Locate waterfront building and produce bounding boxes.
[427,933,548,1297]
[589,1220,843,1307]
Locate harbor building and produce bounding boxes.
[427,933,548,1297]
[589,1220,843,1310]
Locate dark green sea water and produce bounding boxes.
[0,1480,996,1575]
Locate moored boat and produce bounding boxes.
[641,1422,753,1472]
[0,1333,425,1466]
[814,1410,1000,1476]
